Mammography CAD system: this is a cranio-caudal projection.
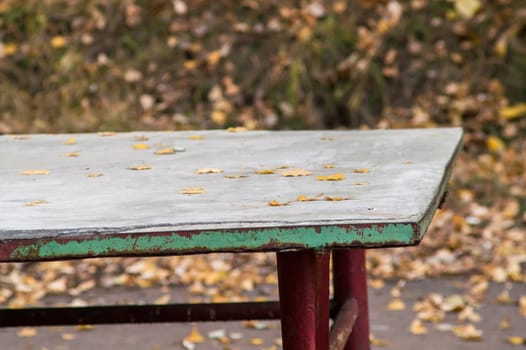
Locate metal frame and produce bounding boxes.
[0,248,370,350]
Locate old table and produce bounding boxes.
[0,128,463,350]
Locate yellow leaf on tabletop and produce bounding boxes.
[268,200,288,206]
[353,167,369,173]
[352,182,369,186]
[224,174,248,179]
[255,169,275,175]
[128,165,151,171]
[180,187,205,195]
[17,327,37,337]
[317,173,345,181]
[500,103,526,120]
[63,137,77,145]
[21,169,49,175]
[281,168,312,177]
[189,135,204,140]
[196,168,223,174]
[184,326,205,343]
[62,152,80,157]
[323,164,335,168]
[324,196,349,201]
[155,147,175,155]
[133,143,150,150]
[297,195,322,202]
[24,200,48,207]
[87,173,103,177]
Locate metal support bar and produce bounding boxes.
[277,249,330,350]
[0,301,282,327]
[333,249,370,350]
[329,298,359,350]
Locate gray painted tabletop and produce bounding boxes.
[0,128,462,261]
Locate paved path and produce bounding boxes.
[1,276,524,349]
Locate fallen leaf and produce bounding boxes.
[249,338,264,345]
[370,334,390,347]
[196,168,224,174]
[189,135,204,140]
[77,325,94,331]
[245,320,269,330]
[387,298,406,311]
[297,195,322,202]
[63,137,77,145]
[224,174,248,178]
[323,164,335,168]
[352,182,369,186]
[24,200,48,207]
[353,167,370,173]
[154,294,171,305]
[487,135,505,153]
[212,110,227,125]
[409,319,428,335]
[128,165,151,171]
[180,187,205,195]
[98,131,116,136]
[452,324,483,341]
[61,333,76,340]
[402,161,415,164]
[268,200,288,206]
[317,173,345,181]
[519,295,526,317]
[454,0,481,18]
[17,327,37,337]
[255,169,275,174]
[324,196,349,201]
[507,336,526,345]
[87,173,103,177]
[62,152,80,157]
[227,126,248,132]
[20,169,49,175]
[441,294,465,312]
[134,135,149,141]
[500,103,526,120]
[369,279,385,289]
[500,315,510,330]
[181,339,195,350]
[50,35,66,48]
[133,143,150,150]
[184,326,205,343]
[155,147,175,155]
[281,168,312,177]
[207,329,226,340]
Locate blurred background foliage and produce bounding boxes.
[0,0,525,281]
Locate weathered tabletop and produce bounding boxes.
[0,128,462,262]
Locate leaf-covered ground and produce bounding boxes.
[0,0,525,347]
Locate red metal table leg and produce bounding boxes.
[277,249,330,350]
[333,249,370,350]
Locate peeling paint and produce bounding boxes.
[8,223,415,261]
